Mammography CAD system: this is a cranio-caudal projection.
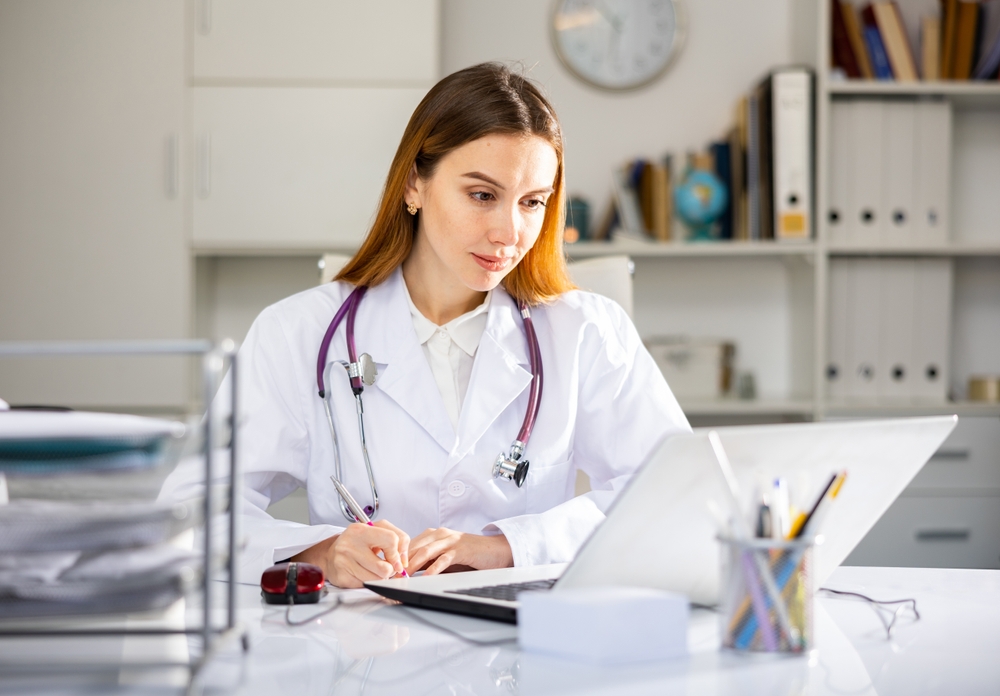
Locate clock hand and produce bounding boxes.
[595,1,623,33]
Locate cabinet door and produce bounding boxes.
[193,0,439,82]
[192,87,426,249]
[0,0,189,410]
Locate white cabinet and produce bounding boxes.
[0,0,189,410]
[846,416,1000,569]
[191,87,427,250]
[193,0,439,82]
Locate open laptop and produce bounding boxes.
[365,416,957,623]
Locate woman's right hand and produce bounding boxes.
[293,520,410,589]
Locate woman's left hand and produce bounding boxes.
[405,528,513,576]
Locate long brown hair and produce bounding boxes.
[335,62,573,305]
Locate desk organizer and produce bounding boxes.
[719,535,814,653]
[0,340,245,692]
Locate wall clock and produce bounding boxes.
[552,0,686,91]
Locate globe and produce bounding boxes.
[673,169,728,241]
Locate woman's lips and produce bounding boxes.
[472,253,512,272]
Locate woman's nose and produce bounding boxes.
[489,204,520,246]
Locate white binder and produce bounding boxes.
[846,258,881,400]
[914,100,952,246]
[827,260,851,401]
[827,100,852,246]
[876,259,916,401]
[771,69,813,241]
[913,259,953,402]
[849,101,884,246]
[881,102,917,246]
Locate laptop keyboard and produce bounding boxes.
[444,578,557,602]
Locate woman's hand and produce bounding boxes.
[406,528,513,576]
[292,520,410,589]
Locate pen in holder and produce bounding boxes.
[718,535,815,653]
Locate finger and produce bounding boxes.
[423,551,456,576]
[346,544,396,580]
[406,537,454,574]
[372,520,410,572]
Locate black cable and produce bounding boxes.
[284,593,343,626]
[394,605,518,646]
[818,587,919,639]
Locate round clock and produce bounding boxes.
[552,0,686,91]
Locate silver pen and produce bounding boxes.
[330,475,407,577]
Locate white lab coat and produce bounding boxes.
[161,268,689,584]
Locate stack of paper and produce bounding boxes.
[0,409,198,618]
[0,410,186,475]
[0,499,198,618]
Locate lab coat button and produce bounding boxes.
[447,480,466,497]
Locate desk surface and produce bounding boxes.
[2,566,999,695]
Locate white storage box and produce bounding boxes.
[645,337,734,400]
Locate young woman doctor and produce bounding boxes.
[186,63,689,588]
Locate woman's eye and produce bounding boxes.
[470,191,495,203]
[523,198,546,210]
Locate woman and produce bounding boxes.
[174,63,689,588]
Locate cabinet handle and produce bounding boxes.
[198,0,212,35]
[930,449,970,461]
[197,134,211,199]
[915,528,970,542]
[165,134,179,199]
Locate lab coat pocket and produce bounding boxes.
[525,452,574,513]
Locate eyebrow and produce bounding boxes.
[461,171,555,196]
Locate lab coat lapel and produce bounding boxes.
[356,270,455,452]
[455,288,532,459]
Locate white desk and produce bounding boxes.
[2,566,999,695]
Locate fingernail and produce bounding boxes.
[400,569,409,577]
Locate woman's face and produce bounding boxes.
[406,133,559,293]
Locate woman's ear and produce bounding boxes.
[403,163,421,210]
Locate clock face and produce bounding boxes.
[552,0,684,91]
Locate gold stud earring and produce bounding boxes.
[406,202,418,216]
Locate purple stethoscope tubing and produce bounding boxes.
[316,285,543,504]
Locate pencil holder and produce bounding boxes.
[718,536,814,653]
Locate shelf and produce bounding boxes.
[827,242,1000,257]
[566,238,816,259]
[679,398,816,417]
[192,242,357,257]
[826,80,1000,106]
[824,401,1000,418]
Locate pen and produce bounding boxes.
[330,475,408,577]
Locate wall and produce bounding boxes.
[442,0,797,212]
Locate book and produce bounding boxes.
[727,125,745,241]
[747,92,761,240]
[710,142,734,240]
[973,0,1000,78]
[832,0,863,77]
[941,0,959,79]
[638,160,655,236]
[650,160,671,242]
[861,6,895,79]
[755,77,775,239]
[873,3,918,80]
[842,2,875,78]
[922,15,941,80]
[953,1,981,79]
[733,98,750,240]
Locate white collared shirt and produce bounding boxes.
[403,283,491,430]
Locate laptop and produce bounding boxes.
[365,416,957,623]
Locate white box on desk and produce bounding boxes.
[645,337,734,400]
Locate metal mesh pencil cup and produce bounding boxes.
[718,535,814,653]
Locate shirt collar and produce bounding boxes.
[403,281,492,357]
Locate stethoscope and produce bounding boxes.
[316,285,543,523]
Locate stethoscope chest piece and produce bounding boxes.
[493,441,530,488]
